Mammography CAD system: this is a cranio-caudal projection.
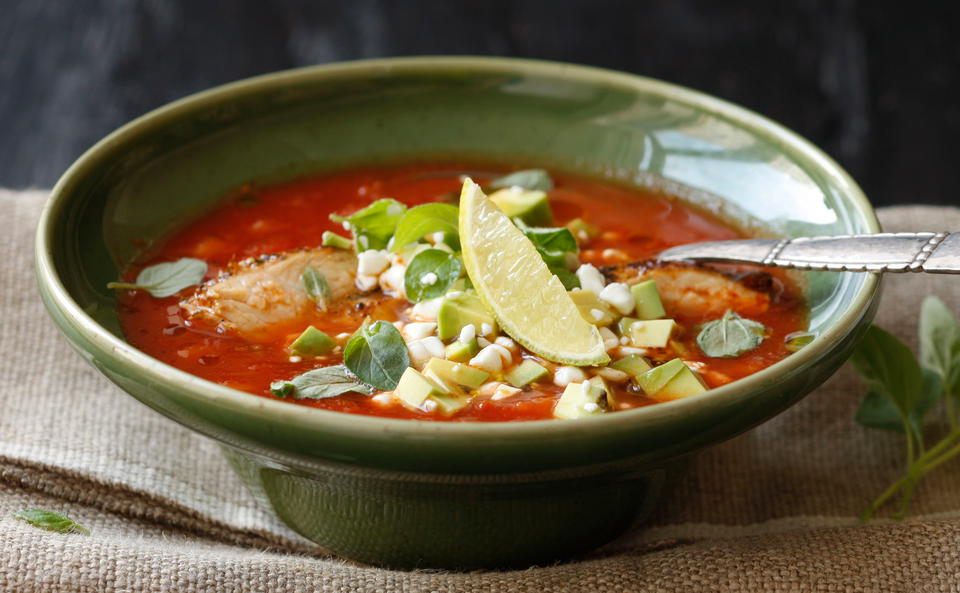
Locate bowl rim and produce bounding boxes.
[35,55,881,445]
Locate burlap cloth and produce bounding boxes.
[2,189,960,592]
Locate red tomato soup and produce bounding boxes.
[116,163,807,422]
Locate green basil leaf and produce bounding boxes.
[855,368,942,434]
[343,320,410,390]
[330,198,406,251]
[489,169,554,191]
[302,266,331,312]
[552,267,581,291]
[696,310,768,358]
[14,509,90,535]
[107,257,207,298]
[270,365,375,400]
[391,203,460,252]
[850,325,923,418]
[919,295,960,397]
[404,249,463,302]
[522,226,578,254]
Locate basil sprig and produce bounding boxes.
[853,296,960,521]
[270,365,375,400]
[14,509,90,535]
[107,257,207,298]
[391,203,460,252]
[696,310,767,358]
[343,320,410,390]
[404,249,463,302]
[302,266,331,312]
[330,198,406,251]
[489,169,554,192]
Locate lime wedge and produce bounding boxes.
[459,179,609,366]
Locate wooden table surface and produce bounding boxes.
[1,0,957,208]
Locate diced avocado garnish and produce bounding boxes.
[321,231,352,250]
[424,357,490,390]
[554,380,606,419]
[489,187,554,226]
[437,291,497,340]
[289,326,336,356]
[627,319,677,348]
[631,280,666,320]
[565,217,599,242]
[445,339,480,362]
[609,354,653,377]
[635,358,707,401]
[395,367,449,409]
[569,290,617,326]
[617,316,639,335]
[586,375,615,408]
[422,368,466,397]
[430,392,472,416]
[505,359,549,387]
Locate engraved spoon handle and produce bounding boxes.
[658,232,960,273]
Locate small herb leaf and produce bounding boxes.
[270,365,375,400]
[855,369,942,434]
[302,267,331,312]
[489,169,554,192]
[522,226,578,254]
[330,198,406,251]
[404,249,463,302]
[696,310,767,358]
[919,295,960,398]
[343,320,410,390]
[107,258,207,298]
[14,509,90,535]
[391,203,460,252]
[851,325,924,418]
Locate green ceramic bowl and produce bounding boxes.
[35,57,880,569]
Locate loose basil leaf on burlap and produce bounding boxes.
[330,198,407,251]
[343,320,410,390]
[270,365,375,400]
[391,203,461,252]
[107,258,207,298]
[489,169,554,192]
[855,368,942,435]
[919,295,960,397]
[14,509,90,535]
[404,249,463,302]
[302,266,331,312]
[851,325,925,419]
[696,310,767,358]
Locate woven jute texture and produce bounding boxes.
[2,189,960,592]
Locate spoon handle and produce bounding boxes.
[658,232,960,273]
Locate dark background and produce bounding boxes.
[2,0,958,207]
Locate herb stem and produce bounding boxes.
[105,281,144,291]
[918,437,960,473]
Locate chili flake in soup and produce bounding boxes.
[115,163,807,422]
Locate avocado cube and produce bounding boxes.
[635,358,707,401]
[609,354,653,378]
[422,368,466,397]
[631,280,666,320]
[565,217,599,242]
[489,187,554,226]
[424,358,490,390]
[395,367,448,409]
[505,359,549,387]
[569,290,618,326]
[289,326,336,356]
[430,392,472,416]
[554,380,607,419]
[627,319,677,348]
[617,316,639,335]
[445,339,480,362]
[437,292,496,340]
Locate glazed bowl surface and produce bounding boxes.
[35,56,880,569]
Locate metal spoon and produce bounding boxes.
[657,232,960,273]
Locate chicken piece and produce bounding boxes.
[606,263,771,318]
[182,247,365,338]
